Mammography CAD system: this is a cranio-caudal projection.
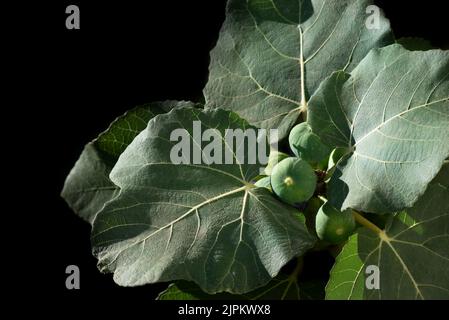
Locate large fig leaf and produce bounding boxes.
[91,108,315,294]
[157,277,324,300]
[309,44,449,213]
[61,101,196,224]
[204,0,393,140]
[326,165,449,299]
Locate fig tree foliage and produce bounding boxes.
[62,0,448,300]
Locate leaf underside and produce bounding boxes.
[309,44,449,213]
[61,0,449,301]
[204,0,393,140]
[61,101,197,224]
[326,165,449,299]
[91,107,315,294]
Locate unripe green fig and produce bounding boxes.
[264,150,289,176]
[315,203,356,244]
[288,123,331,167]
[271,157,317,205]
[254,176,272,191]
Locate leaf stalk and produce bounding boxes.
[352,210,383,235]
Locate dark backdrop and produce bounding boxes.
[20,0,448,303]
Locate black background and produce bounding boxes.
[13,0,449,307]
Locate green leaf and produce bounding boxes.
[396,37,435,51]
[157,276,300,300]
[158,277,325,300]
[61,101,197,224]
[204,0,393,140]
[158,258,325,300]
[326,165,449,299]
[309,44,449,213]
[158,281,238,300]
[91,107,315,294]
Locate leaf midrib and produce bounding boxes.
[93,185,248,244]
[243,0,356,115]
[354,97,449,148]
[348,53,449,147]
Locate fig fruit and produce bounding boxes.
[315,203,356,244]
[271,157,317,205]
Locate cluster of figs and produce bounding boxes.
[255,122,356,245]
